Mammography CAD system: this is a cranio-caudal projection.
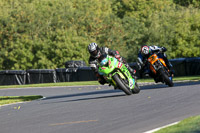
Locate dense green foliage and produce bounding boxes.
[0,0,200,70]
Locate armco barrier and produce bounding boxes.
[26,69,56,84]
[77,67,97,81]
[0,70,26,85]
[56,68,78,82]
[170,57,200,76]
[56,67,97,82]
[170,58,186,76]
[185,57,200,76]
[0,57,199,85]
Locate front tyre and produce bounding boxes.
[159,69,174,87]
[112,74,132,95]
[131,82,140,94]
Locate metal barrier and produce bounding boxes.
[0,57,199,85]
[26,69,56,84]
[0,70,26,85]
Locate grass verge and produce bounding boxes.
[0,95,43,106]
[0,81,99,89]
[0,75,199,89]
[155,115,200,133]
[137,75,200,83]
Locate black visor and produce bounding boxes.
[90,50,98,57]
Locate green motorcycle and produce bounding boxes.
[98,54,140,95]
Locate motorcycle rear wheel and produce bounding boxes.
[112,74,132,95]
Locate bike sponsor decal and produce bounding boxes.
[148,54,158,63]
[109,60,111,66]
[148,55,155,62]
[118,62,122,68]
[129,78,133,89]
[129,78,135,89]
[101,67,106,70]
[114,58,117,65]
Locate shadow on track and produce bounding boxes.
[141,81,200,90]
[42,89,125,101]
[52,94,126,103]
[41,81,200,103]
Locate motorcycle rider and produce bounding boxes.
[137,45,174,81]
[88,42,136,85]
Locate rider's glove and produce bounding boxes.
[133,69,137,75]
[115,54,122,62]
[137,62,142,70]
[160,47,167,52]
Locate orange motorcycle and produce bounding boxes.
[148,53,174,87]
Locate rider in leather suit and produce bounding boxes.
[88,42,136,85]
[137,45,174,81]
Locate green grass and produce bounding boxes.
[155,115,200,133]
[0,95,43,106]
[137,75,200,83]
[172,75,200,81]
[0,75,199,89]
[0,81,99,89]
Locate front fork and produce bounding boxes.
[114,71,135,90]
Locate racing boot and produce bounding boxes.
[97,74,108,85]
[163,56,175,76]
[126,64,137,79]
[143,69,150,78]
[166,62,175,76]
[121,57,137,78]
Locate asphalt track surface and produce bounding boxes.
[0,81,200,133]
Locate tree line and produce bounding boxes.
[0,0,199,70]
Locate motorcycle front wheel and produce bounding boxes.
[158,69,174,87]
[112,74,132,95]
[131,82,140,94]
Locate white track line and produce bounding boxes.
[144,121,179,133]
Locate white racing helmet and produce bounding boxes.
[88,42,101,58]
